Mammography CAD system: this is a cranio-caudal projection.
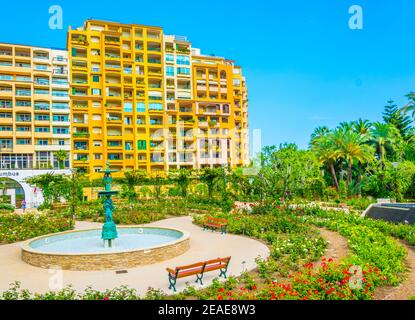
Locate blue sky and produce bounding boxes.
[1,0,414,149]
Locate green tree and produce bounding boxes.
[169,169,193,197]
[199,168,221,199]
[311,132,340,191]
[259,144,322,201]
[119,170,147,202]
[369,122,401,168]
[55,150,69,169]
[383,100,412,140]
[352,118,372,137]
[335,129,374,191]
[25,173,67,207]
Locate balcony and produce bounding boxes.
[71,34,88,45]
[16,90,31,97]
[105,36,120,45]
[72,132,90,138]
[34,78,50,86]
[53,68,68,76]
[0,50,12,57]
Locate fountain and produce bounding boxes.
[99,163,119,248]
[21,165,190,271]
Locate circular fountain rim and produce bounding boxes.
[21,226,190,256]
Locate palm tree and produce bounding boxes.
[311,133,340,191]
[119,170,147,201]
[338,121,355,133]
[199,167,221,199]
[336,130,374,189]
[55,150,68,169]
[402,92,415,119]
[310,126,330,146]
[369,122,400,168]
[352,118,371,136]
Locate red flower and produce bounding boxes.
[217,295,223,300]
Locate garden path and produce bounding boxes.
[374,241,415,300]
[315,228,349,267]
[0,216,269,295]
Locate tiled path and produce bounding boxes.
[0,216,269,295]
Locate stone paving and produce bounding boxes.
[0,216,269,295]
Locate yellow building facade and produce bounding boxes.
[68,20,249,179]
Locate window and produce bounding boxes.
[177,67,190,75]
[148,103,163,111]
[136,102,145,112]
[37,139,49,146]
[166,66,174,77]
[52,90,69,97]
[91,89,101,96]
[53,115,69,122]
[16,101,31,107]
[34,89,49,95]
[35,115,50,121]
[0,74,13,81]
[52,78,69,85]
[94,154,102,160]
[58,140,65,146]
[176,55,190,65]
[35,127,50,133]
[53,127,69,134]
[53,103,69,110]
[17,139,31,145]
[92,75,100,83]
[165,54,174,62]
[124,102,133,112]
[16,126,30,132]
[0,126,11,131]
[35,64,48,71]
[137,140,147,150]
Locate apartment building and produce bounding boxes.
[0,43,71,170]
[67,19,249,179]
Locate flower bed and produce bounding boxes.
[0,213,74,244]
[75,198,222,225]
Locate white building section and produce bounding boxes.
[0,169,71,208]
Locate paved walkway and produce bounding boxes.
[0,216,269,296]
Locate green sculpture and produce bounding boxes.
[99,163,119,247]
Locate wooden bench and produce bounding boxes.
[203,216,228,234]
[166,256,231,292]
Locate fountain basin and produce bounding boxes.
[21,226,190,271]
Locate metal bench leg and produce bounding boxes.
[168,275,177,292]
[219,268,228,278]
[196,273,204,285]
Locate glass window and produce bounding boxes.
[148,103,163,111]
[136,102,145,112]
[177,67,190,75]
[165,54,174,62]
[166,66,175,77]
[124,102,133,112]
[177,55,190,65]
